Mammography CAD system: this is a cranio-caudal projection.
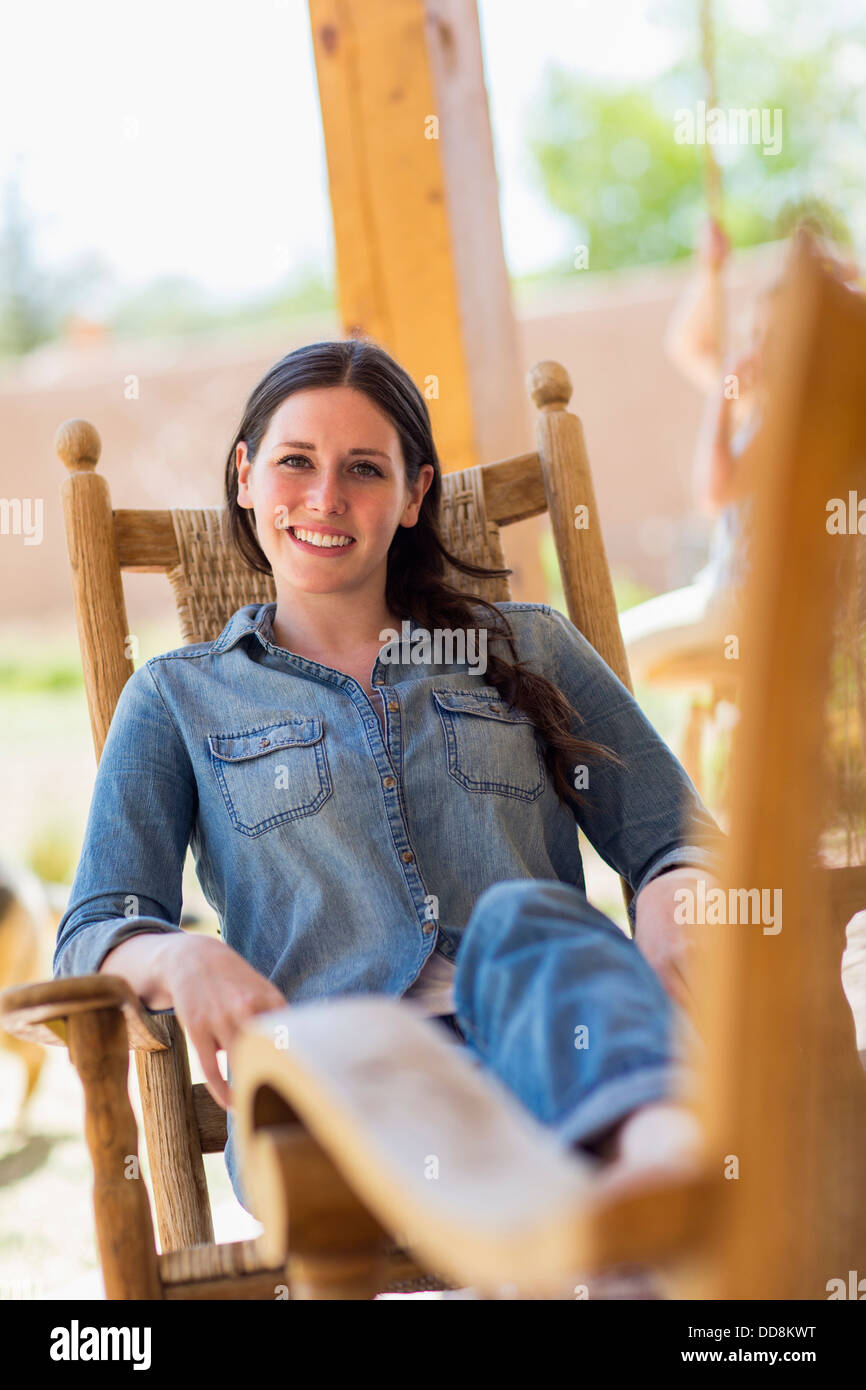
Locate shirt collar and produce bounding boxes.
[210,602,425,662]
[210,602,277,654]
[209,603,489,678]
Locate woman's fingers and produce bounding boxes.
[187,1025,232,1110]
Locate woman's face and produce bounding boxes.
[235,385,434,603]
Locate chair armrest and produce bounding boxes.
[231,997,714,1294]
[0,974,172,1050]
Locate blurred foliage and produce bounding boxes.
[26,821,80,885]
[0,657,83,694]
[526,0,864,272]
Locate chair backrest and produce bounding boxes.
[679,232,866,1299]
[55,358,634,1255]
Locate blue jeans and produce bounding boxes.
[432,878,698,1155]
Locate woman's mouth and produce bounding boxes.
[286,525,357,555]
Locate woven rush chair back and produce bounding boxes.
[44,358,632,1290]
[167,508,276,645]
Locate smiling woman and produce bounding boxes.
[222,339,630,806]
[54,337,727,1221]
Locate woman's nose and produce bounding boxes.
[303,468,345,512]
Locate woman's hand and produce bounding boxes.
[633,868,722,1010]
[154,933,287,1111]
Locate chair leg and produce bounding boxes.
[66,1008,162,1299]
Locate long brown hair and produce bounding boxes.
[223,338,628,811]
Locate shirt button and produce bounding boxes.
[422,921,435,935]
[401,850,415,863]
[387,700,399,712]
[259,737,271,747]
[383,776,396,789]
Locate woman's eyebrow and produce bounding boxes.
[270,440,391,460]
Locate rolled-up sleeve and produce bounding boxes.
[542,606,728,928]
[53,662,196,980]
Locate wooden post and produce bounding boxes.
[135,1016,214,1251]
[57,423,216,1257]
[56,421,133,760]
[66,1009,162,1300]
[529,361,633,692]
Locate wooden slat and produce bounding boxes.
[480,452,547,527]
[113,509,179,571]
[158,1238,271,1285]
[192,1082,229,1153]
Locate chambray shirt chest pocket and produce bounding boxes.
[207,715,332,836]
[431,686,546,801]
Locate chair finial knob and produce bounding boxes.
[527,361,573,411]
[55,420,102,472]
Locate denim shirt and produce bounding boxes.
[54,596,726,991]
[53,598,726,1208]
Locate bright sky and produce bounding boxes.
[0,1,761,311]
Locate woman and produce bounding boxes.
[53,339,727,1218]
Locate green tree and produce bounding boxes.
[526,2,863,273]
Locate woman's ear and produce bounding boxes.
[236,441,252,508]
[400,463,435,527]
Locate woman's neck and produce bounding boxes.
[269,593,400,663]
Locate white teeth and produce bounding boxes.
[291,527,354,548]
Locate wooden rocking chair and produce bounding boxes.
[0,356,643,1299]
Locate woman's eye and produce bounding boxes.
[274,455,381,477]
